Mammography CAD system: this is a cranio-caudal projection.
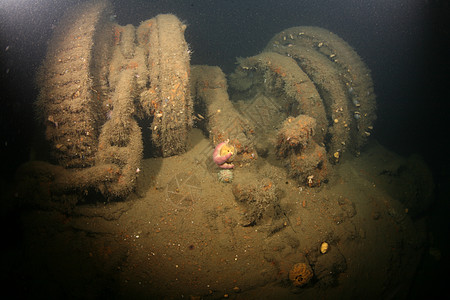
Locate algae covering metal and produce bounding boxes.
[25,1,376,198]
[35,0,113,169]
[138,14,193,157]
[265,26,377,155]
[29,1,193,199]
[190,65,257,165]
[228,27,377,185]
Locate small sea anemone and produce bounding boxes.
[218,169,233,183]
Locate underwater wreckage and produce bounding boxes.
[19,0,376,200]
[14,1,434,298]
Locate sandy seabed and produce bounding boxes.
[8,129,431,300]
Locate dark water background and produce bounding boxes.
[1,0,448,297]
